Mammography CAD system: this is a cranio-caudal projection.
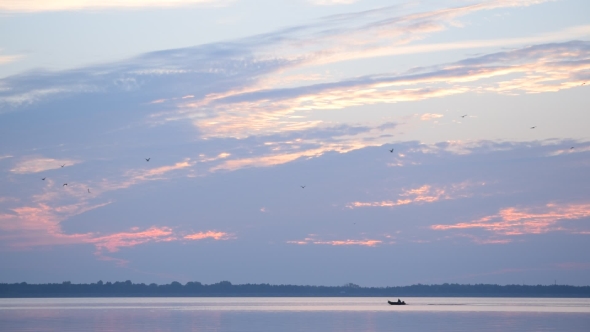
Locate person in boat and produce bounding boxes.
[397,299,401,303]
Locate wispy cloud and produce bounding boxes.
[0,0,231,13]
[126,160,193,181]
[287,235,383,247]
[10,157,81,174]
[91,226,175,253]
[2,0,566,122]
[0,54,22,65]
[211,141,369,171]
[0,200,233,259]
[0,157,214,262]
[347,182,484,209]
[95,159,195,192]
[308,0,358,5]
[184,231,232,240]
[453,233,513,245]
[431,203,590,235]
[165,40,590,141]
[420,113,444,121]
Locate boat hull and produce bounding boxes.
[388,301,407,305]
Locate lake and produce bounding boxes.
[1,297,589,331]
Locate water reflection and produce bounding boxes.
[1,298,589,332]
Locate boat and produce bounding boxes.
[388,300,407,305]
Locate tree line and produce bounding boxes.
[1,281,589,297]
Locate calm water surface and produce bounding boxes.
[0,297,589,331]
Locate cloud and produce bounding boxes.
[308,0,358,5]
[0,157,220,262]
[91,226,175,253]
[0,85,99,108]
[210,141,369,171]
[0,1,577,176]
[10,157,81,174]
[201,123,396,172]
[347,182,483,209]
[1,0,564,118]
[0,201,110,235]
[453,233,513,245]
[0,54,22,65]
[287,236,383,247]
[97,159,195,192]
[420,113,444,121]
[184,231,232,240]
[0,199,233,257]
[547,145,590,157]
[431,203,590,235]
[164,40,590,140]
[0,0,230,12]
[128,160,193,180]
[265,0,557,70]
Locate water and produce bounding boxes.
[1,297,589,331]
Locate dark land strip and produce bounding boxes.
[1,281,589,298]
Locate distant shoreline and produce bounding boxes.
[2,281,589,298]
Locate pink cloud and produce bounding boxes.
[347,182,480,209]
[210,142,371,172]
[0,200,234,266]
[313,239,382,246]
[184,231,232,241]
[90,227,175,253]
[431,203,590,235]
[287,235,383,247]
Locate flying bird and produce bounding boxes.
[570,147,574,150]
[530,126,536,129]
[145,158,151,162]
[63,183,67,187]
[61,164,65,168]
[461,115,468,118]
[389,148,394,153]
[301,185,306,189]
[41,178,46,181]
[88,188,91,193]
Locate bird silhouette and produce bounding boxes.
[530,126,536,129]
[570,147,574,150]
[41,177,46,181]
[461,115,468,118]
[63,183,67,187]
[88,188,91,193]
[301,185,306,189]
[145,158,151,162]
[61,164,65,167]
[389,148,394,153]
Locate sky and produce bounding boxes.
[1,0,589,287]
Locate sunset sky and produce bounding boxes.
[1,0,589,286]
